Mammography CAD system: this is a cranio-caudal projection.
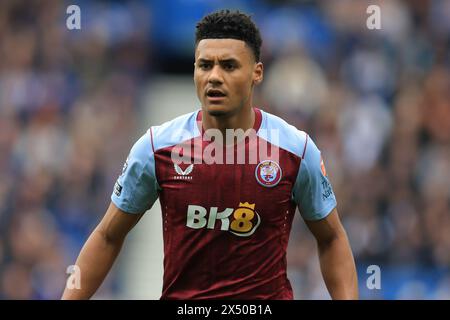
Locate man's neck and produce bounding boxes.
[202,106,255,136]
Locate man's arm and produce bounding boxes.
[61,202,144,299]
[305,208,358,299]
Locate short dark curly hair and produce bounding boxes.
[195,10,262,62]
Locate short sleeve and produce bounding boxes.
[292,134,337,221]
[111,129,159,214]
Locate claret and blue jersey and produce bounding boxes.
[111,108,337,299]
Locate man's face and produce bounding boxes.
[194,39,263,117]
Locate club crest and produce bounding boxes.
[255,160,282,187]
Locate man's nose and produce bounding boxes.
[208,65,223,85]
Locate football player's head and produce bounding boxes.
[194,10,263,117]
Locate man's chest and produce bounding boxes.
[153,148,301,233]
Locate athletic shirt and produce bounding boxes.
[112,108,337,299]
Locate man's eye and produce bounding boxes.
[199,64,211,70]
[223,64,235,71]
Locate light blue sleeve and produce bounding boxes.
[292,135,337,221]
[111,130,159,214]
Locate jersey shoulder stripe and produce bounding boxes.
[258,110,308,158]
[151,110,201,152]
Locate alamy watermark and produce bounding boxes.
[366,5,381,30]
[66,5,81,30]
[66,265,81,290]
[65,5,381,33]
[366,265,381,290]
[170,125,280,165]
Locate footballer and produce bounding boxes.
[62,10,358,300]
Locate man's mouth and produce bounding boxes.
[206,89,227,98]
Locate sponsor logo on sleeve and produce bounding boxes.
[114,181,123,197]
[321,177,333,201]
[120,158,129,176]
[320,155,327,177]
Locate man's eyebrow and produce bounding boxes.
[219,58,239,64]
[197,58,213,63]
[197,58,240,63]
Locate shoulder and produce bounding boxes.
[258,109,309,158]
[150,110,201,152]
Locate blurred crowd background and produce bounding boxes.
[0,0,449,299]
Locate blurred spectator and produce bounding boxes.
[0,0,150,299]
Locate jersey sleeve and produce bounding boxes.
[111,129,159,214]
[292,134,337,221]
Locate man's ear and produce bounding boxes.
[253,62,264,85]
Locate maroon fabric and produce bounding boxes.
[154,109,301,299]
